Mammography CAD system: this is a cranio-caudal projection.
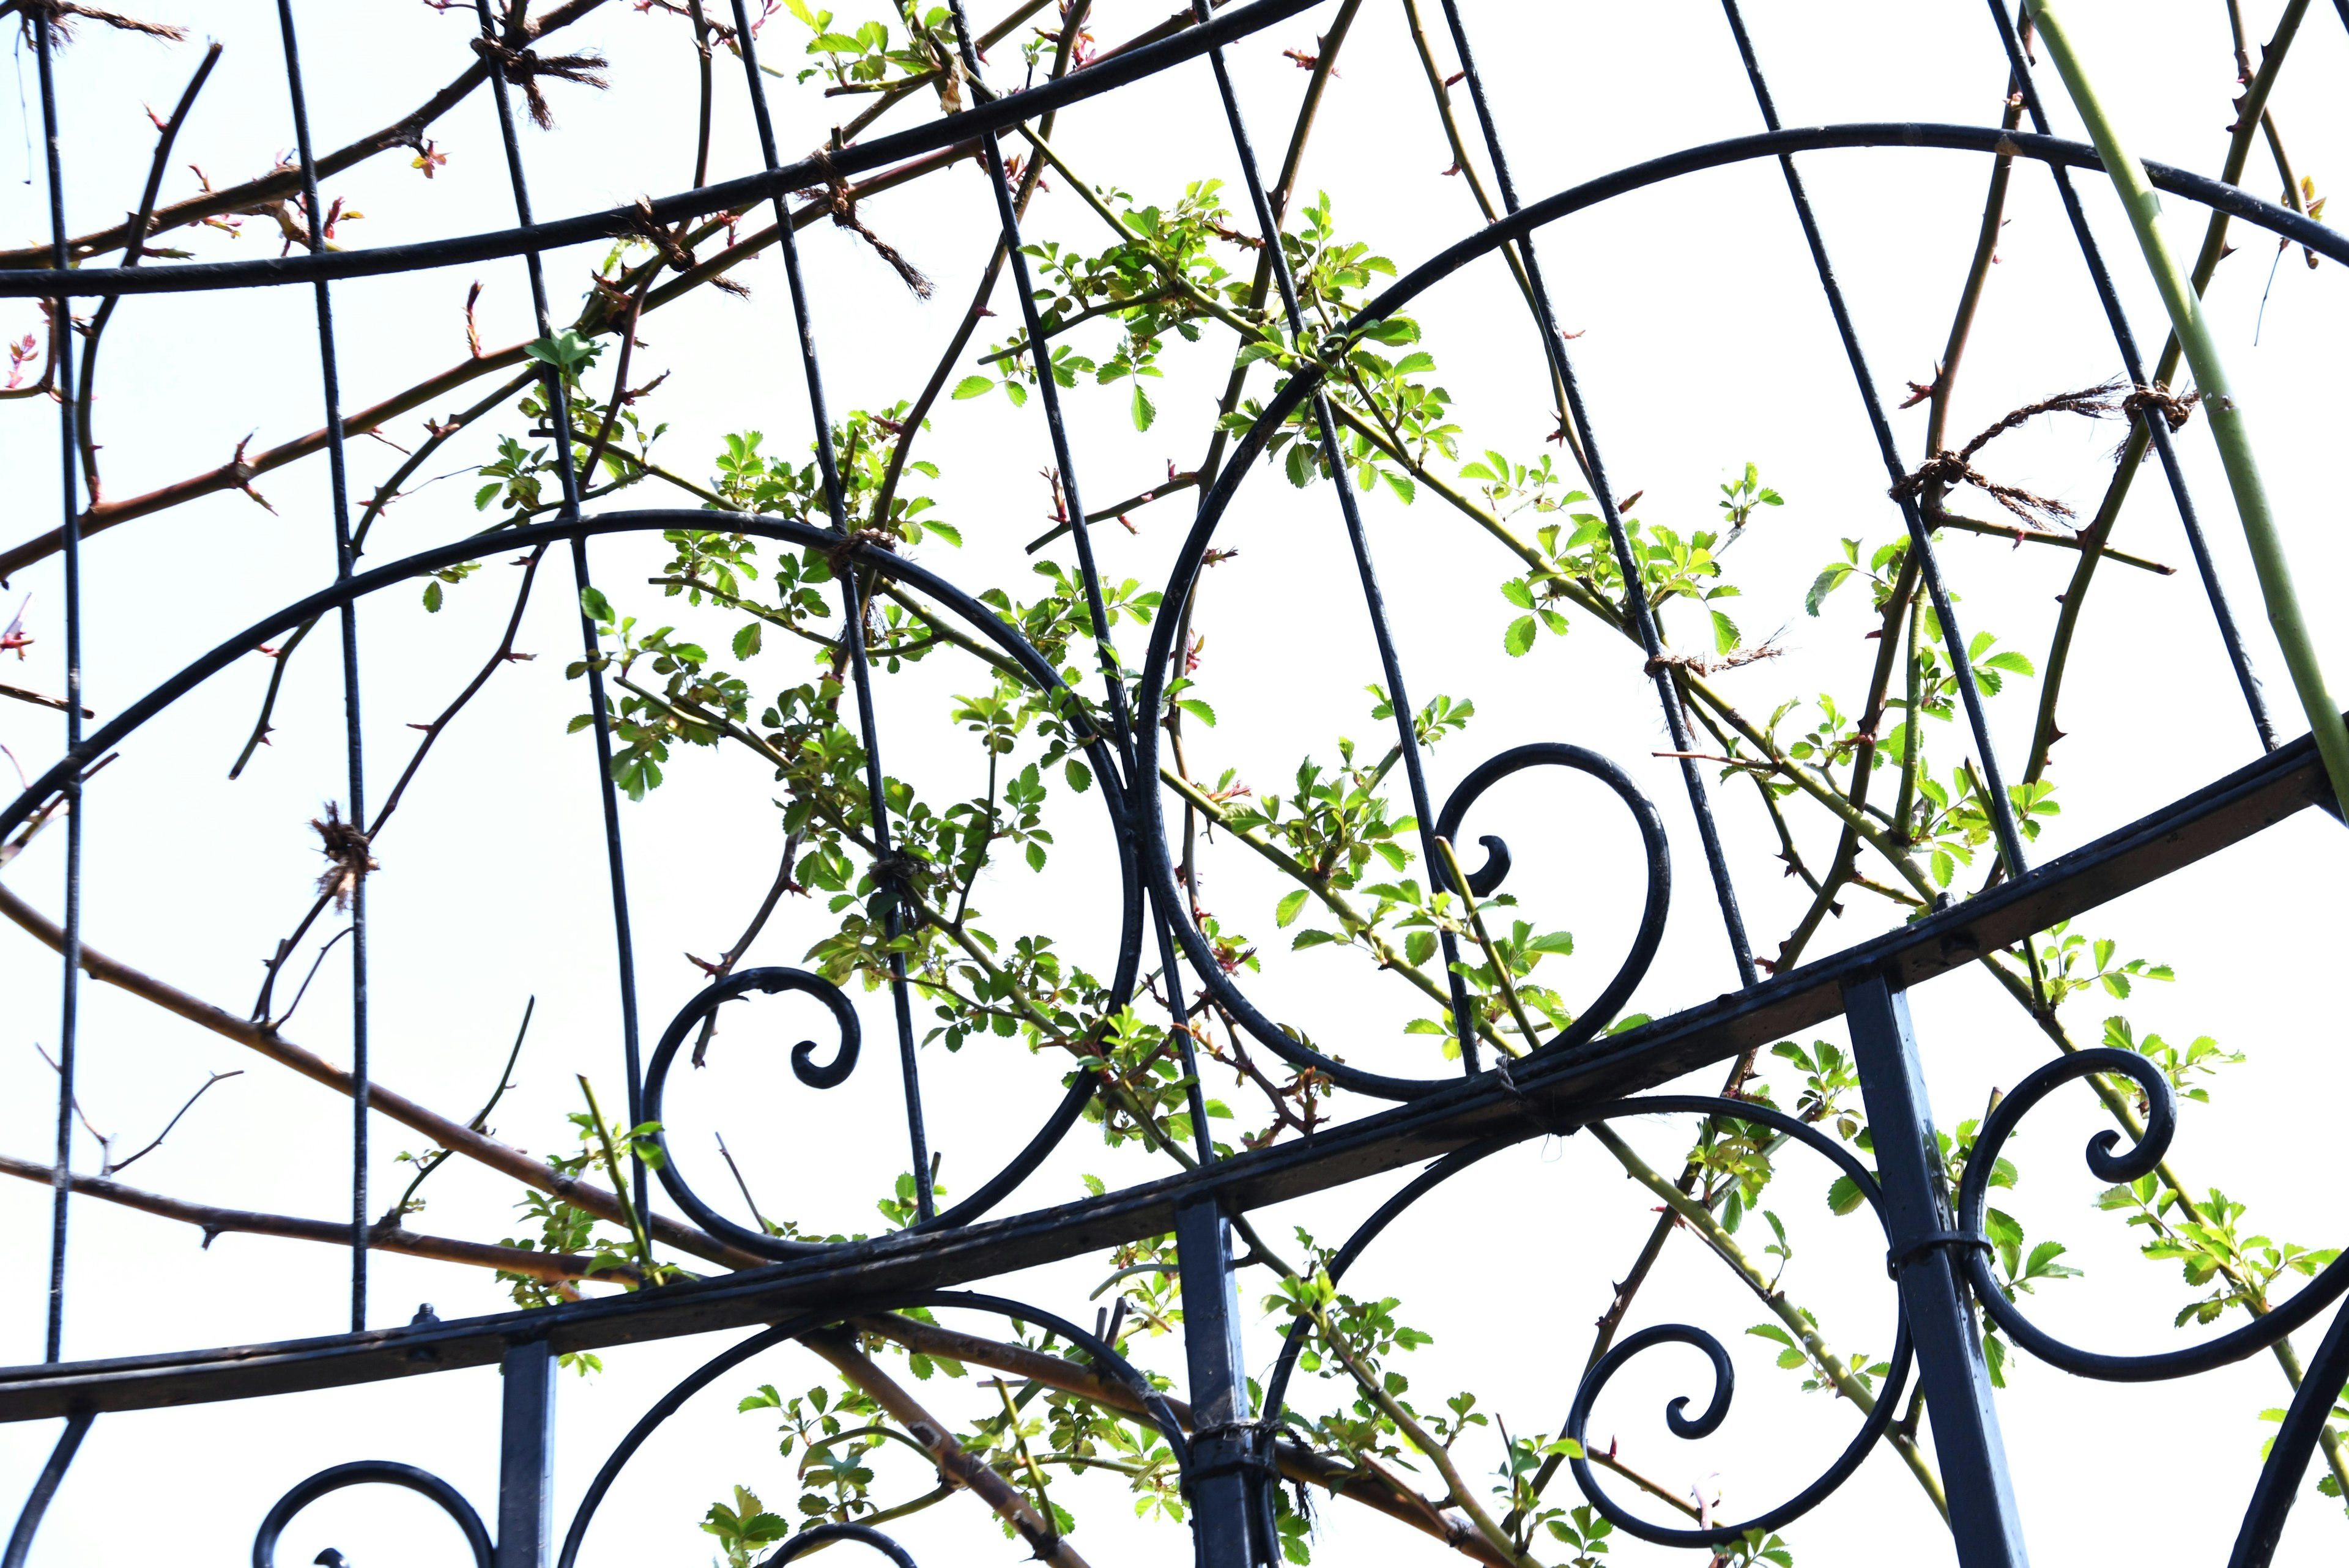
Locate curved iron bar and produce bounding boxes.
[6,123,2349,306]
[1125,118,2349,1092]
[1256,1095,1907,1548]
[555,1292,1188,1568]
[250,1460,493,1568]
[2,1411,92,1568]
[1956,1048,2349,1380]
[640,966,1097,1257]
[0,510,1137,1248]
[1557,1098,1912,1548]
[2230,1276,2349,1567]
[1430,742,1671,1054]
[1434,0,1760,991]
[1981,0,2276,755]
[767,1522,921,1565]
[0,0,1325,300]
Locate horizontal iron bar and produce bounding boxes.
[0,717,2329,1421]
[2,122,2340,299]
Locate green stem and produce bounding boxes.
[2029,1,2349,815]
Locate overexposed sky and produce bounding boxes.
[4,2,2349,1564]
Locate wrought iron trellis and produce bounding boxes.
[4,0,2349,1564]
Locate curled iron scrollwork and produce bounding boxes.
[1956,1047,2349,1381]
[1260,1096,1910,1550]
[251,1461,493,1568]
[1431,742,1672,1055]
[641,966,1100,1259]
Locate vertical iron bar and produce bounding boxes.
[1717,0,2032,884]
[940,0,1136,759]
[470,2,650,1226]
[1845,974,2030,1566]
[31,1,83,1366]
[1185,4,1491,1067]
[496,1337,556,1568]
[2,1410,92,1568]
[725,0,937,1216]
[1433,0,1761,988]
[937,0,1223,1137]
[273,0,373,1337]
[1174,1194,1266,1567]
[1984,0,2276,753]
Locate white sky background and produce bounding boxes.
[3,0,2348,1562]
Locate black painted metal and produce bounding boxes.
[1175,1196,1268,1567]
[497,1338,556,1568]
[9,9,2349,1566]
[271,0,374,1340]
[1846,975,2029,1566]
[1,1412,88,1568]
[31,0,84,1370]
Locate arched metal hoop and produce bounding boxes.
[642,967,1097,1257]
[0,511,1141,1248]
[557,1291,1189,1568]
[768,1522,920,1564]
[251,1461,493,1568]
[1432,742,1671,1054]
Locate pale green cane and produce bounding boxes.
[2028,1,2349,814]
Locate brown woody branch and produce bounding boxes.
[850,1314,1513,1566]
[0,1149,639,1285]
[0,0,610,270]
[0,879,760,1271]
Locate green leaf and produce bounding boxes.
[1177,698,1218,728]
[732,622,763,660]
[1711,608,1740,655]
[950,374,994,400]
[1064,758,1092,794]
[1805,563,1852,616]
[1291,928,1338,950]
[1275,889,1310,928]
[1130,379,1157,432]
[1826,1174,1865,1216]
[1504,615,1538,657]
[422,580,443,613]
[1500,577,1535,610]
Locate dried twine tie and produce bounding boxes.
[804,148,934,298]
[470,34,609,130]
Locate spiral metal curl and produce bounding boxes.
[1431,742,1672,1054]
[1957,1048,2349,1381]
[1555,1096,1913,1547]
[1258,1096,1909,1548]
[251,1461,492,1568]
